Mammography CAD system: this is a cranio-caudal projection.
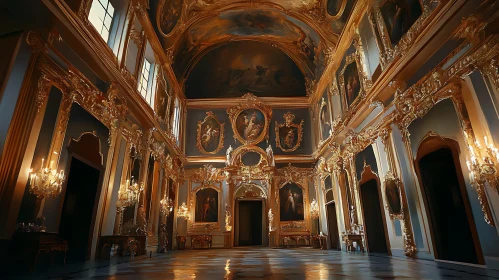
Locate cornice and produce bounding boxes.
[186,97,310,109]
[186,154,315,165]
[41,0,186,161]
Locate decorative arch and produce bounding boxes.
[234,182,268,199]
[67,131,104,167]
[230,145,270,168]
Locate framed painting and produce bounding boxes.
[384,173,403,219]
[279,183,305,222]
[338,44,370,113]
[275,112,304,152]
[379,0,423,47]
[194,187,219,223]
[196,111,225,154]
[227,93,272,145]
[319,97,331,141]
[157,0,183,36]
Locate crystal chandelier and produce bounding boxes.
[310,198,320,219]
[177,202,190,220]
[160,194,174,215]
[118,177,144,208]
[29,158,65,198]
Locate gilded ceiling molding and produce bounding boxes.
[186,96,310,109]
[274,112,304,153]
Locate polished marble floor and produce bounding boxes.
[41,248,499,279]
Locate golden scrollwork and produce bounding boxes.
[275,112,304,152]
[196,111,225,154]
[227,93,272,145]
[277,163,314,186]
[191,164,225,186]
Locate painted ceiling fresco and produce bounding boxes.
[150,0,360,99]
[184,41,307,99]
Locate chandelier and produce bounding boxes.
[160,194,174,215]
[177,202,190,220]
[310,198,320,219]
[118,177,144,208]
[29,158,65,198]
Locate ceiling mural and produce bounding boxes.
[184,41,307,99]
[157,0,183,36]
[172,8,325,83]
[149,0,362,99]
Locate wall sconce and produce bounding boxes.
[177,202,190,220]
[29,158,65,198]
[160,194,174,216]
[466,136,499,192]
[310,198,320,219]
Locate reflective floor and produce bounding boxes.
[55,248,499,279]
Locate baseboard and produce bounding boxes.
[415,250,434,260]
[390,248,405,257]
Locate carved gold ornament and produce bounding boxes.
[275,112,304,152]
[196,111,225,154]
[227,93,272,145]
[191,164,225,186]
[338,43,370,112]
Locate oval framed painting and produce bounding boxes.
[196,111,224,154]
[156,0,183,37]
[227,93,272,145]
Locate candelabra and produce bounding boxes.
[29,158,65,198]
[116,177,143,235]
[160,194,174,216]
[177,202,190,220]
[310,198,320,219]
[466,136,499,192]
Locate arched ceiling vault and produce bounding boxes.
[151,0,359,98]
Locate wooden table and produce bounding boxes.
[11,232,68,271]
[342,234,364,252]
[98,235,146,259]
[176,236,186,250]
[311,235,327,249]
[190,234,212,249]
[279,233,311,247]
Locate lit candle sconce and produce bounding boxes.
[465,135,499,193]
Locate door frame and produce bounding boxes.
[325,200,340,250]
[358,164,391,255]
[234,198,267,247]
[413,133,484,264]
[56,132,105,260]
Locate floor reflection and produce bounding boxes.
[60,248,498,279]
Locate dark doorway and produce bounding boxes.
[360,179,388,254]
[238,201,263,246]
[418,147,480,264]
[326,202,340,250]
[58,158,100,261]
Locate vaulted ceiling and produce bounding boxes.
[148,0,359,99]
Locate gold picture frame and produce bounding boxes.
[196,111,225,154]
[383,172,404,220]
[227,93,272,145]
[275,112,304,152]
[189,183,222,231]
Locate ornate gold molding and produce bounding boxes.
[275,112,304,152]
[196,111,225,155]
[227,93,272,145]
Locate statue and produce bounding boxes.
[226,145,233,166]
[349,205,356,228]
[225,203,232,231]
[266,145,275,166]
[268,208,275,232]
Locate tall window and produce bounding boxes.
[138,59,156,108]
[88,0,115,42]
[172,98,181,142]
